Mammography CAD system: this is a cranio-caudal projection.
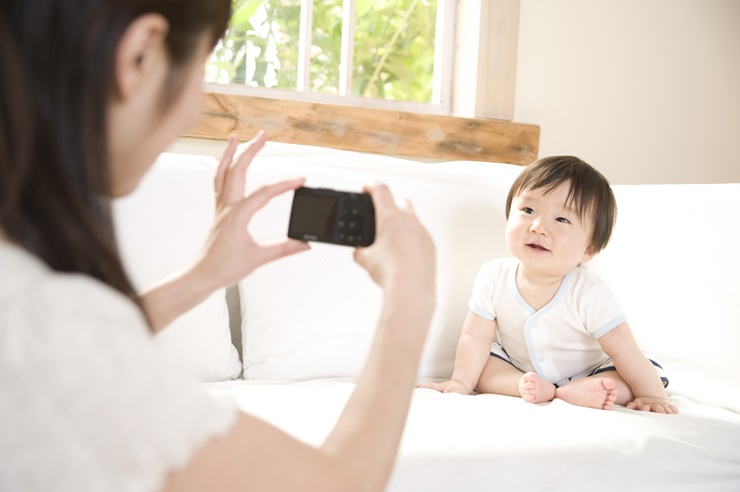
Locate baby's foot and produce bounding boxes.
[518,372,555,404]
[554,377,618,410]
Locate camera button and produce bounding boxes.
[347,219,361,232]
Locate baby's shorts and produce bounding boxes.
[489,342,670,389]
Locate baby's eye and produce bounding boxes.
[556,217,571,224]
[522,207,534,214]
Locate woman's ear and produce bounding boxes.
[113,14,169,101]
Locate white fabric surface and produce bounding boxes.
[204,378,740,492]
[113,153,241,382]
[0,244,237,492]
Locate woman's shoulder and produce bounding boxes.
[0,243,236,492]
[0,243,147,338]
[0,243,154,391]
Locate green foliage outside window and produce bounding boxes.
[207,0,437,103]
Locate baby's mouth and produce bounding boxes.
[526,243,550,252]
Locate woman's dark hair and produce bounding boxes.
[0,0,230,312]
[505,156,617,254]
[0,13,31,215]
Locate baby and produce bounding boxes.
[421,156,677,414]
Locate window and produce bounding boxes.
[187,1,537,166]
[206,0,456,114]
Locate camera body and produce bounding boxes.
[288,186,375,247]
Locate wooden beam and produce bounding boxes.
[185,92,540,166]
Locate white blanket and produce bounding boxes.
[205,378,740,491]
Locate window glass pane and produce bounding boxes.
[207,0,301,89]
[207,0,439,105]
[353,0,437,103]
[311,0,343,94]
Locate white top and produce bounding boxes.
[0,243,237,492]
[469,258,626,386]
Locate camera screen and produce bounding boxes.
[291,194,339,236]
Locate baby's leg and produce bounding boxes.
[477,357,555,403]
[554,377,619,410]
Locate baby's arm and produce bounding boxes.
[598,322,678,414]
[418,310,496,394]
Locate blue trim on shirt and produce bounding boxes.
[468,301,495,320]
[512,275,536,315]
[523,271,571,380]
[592,314,628,339]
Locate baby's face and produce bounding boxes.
[506,182,594,279]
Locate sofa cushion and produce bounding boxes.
[591,183,740,413]
[239,150,523,380]
[113,153,241,382]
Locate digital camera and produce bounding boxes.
[288,186,375,247]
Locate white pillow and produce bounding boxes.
[591,183,740,413]
[113,153,241,382]
[239,151,522,380]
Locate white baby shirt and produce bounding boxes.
[469,258,626,386]
[0,244,237,492]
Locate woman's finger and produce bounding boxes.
[236,178,306,223]
[223,131,267,203]
[256,239,311,266]
[214,134,239,198]
[398,196,414,212]
[364,182,397,216]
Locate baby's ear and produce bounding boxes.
[580,244,596,265]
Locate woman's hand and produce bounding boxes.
[141,132,309,332]
[195,132,310,291]
[353,183,435,299]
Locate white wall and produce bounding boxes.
[513,0,740,184]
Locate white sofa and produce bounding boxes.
[113,142,740,491]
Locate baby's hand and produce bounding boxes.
[417,380,472,395]
[626,396,679,414]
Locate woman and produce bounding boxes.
[0,1,436,491]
